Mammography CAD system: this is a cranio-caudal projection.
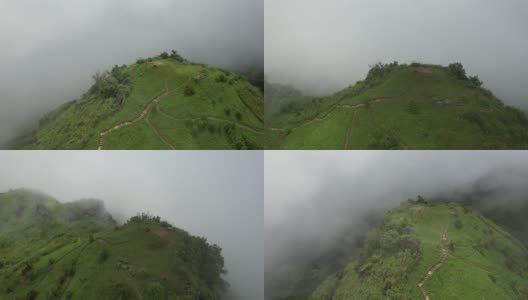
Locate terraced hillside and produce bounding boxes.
[12,51,265,150]
[0,189,228,299]
[268,63,528,149]
[280,201,528,300]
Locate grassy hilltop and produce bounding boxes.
[11,51,265,150]
[0,189,228,300]
[278,200,528,300]
[267,62,528,149]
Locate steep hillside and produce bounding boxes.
[0,189,228,300]
[280,201,528,300]
[268,62,528,149]
[12,51,265,150]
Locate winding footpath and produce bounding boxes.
[418,217,450,300]
[97,74,265,149]
[343,110,357,149]
[97,81,169,150]
[270,86,414,149]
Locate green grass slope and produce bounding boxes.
[0,189,228,300]
[12,51,265,150]
[268,62,528,149]
[284,200,528,300]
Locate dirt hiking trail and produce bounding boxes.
[97,81,170,150]
[418,214,450,300]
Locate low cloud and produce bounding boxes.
[0,151,264,300]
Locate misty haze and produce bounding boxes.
[265,151,528,299]
[266,0,528,104]
[0,151,263,300]
[0,0,264,149]
[265,0,528,150]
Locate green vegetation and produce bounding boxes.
[11,50,265,149]
[0,188,228,299]
[281,200,528,300]
[268,62,528,149]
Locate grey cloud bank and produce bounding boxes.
[265,151,528,298]
[0,0,263,145]
[0,151,263,300]
[265,0,528,108]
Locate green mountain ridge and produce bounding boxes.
[268,62,528,149]
[0,188,228,300]
[278,200,528,300]
[10,51,265,150]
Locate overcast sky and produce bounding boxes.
[0,0,263,145]
[265,0,528,108]
[265,150,528,298]
[0,151,263,300]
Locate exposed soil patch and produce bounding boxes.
[151,61,166,68]
[153,226,169,239]
[343,110,356,149]
[415,67,432,74]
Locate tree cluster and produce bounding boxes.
[175,235,228,299]
[448,62,483,88]
[366,61,399,82]
[89,65,133,105]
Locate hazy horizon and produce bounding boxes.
[0,0,263,145]
[265,151,528,299]
[265,0,528,109]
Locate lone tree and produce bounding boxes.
[170,50,184,62]
[160,51,169,59]
[469,75,483,87]
[416,195,427,204]
[448,63,467,80]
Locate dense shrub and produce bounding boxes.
[98,248,109,264]
[159,52,169,59]
[216,74,227,83]
[184,86,195,96]
[448,242,455,252]
[356,220,421,281]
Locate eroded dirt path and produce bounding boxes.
[418,216,450,300]
[274,86,413,147]
[97,74,266,149]
[343,110,356,149]
[97,81,169,150]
